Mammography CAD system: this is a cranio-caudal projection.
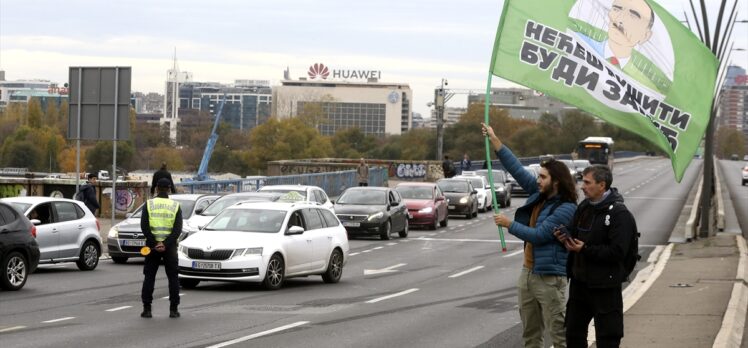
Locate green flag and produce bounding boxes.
[490,0,718,182]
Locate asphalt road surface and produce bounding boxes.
[0,158,705,348]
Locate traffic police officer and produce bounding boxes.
[140,178,183,318]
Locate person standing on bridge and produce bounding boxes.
[460,153,472,174]
[482,122,577,348]
[151,162,176,197]
[357,158,369,186]
[80,173,100,215]
[140,178,183,319]
[554,165,637,348]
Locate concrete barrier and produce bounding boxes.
[714,157,725,231]
[684,172,702,242]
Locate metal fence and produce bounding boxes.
[176,167,389,197]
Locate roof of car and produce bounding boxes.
[395,182,437,187]
[225,200,324,211]
[345,186,389,191]
[221,192,281,198]
[0,196,78,204]
[259,185,321,191]
[169,194,218,200]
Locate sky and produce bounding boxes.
[0,0,746,119]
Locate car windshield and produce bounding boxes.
[337,190,386,205]
[464,177,482,189]
[396,186,433,200]
[260,188,307,200]
[130,198,196,219]
[204,209,287,233]
[573,160,591,169]
[7,202,31,214]
[438,181,469,193]
[202,195,274,216]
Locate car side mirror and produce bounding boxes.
[125,213,132,218]
[390,201,399,207]
[436,196,445,201]
[286,225,304,235]
[330,200,335,204]
[195,207,204,215]
[472,190,478,194]
[30,219,41,226]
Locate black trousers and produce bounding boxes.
[141,247,180,306]
[358,182,368,186]
[566,280,623,348]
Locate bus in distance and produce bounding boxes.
[577,137,614,168]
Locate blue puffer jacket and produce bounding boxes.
[496,146,576,276]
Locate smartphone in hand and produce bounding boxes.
[558,225,571,239]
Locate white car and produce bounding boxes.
[187,192,282,230]
[1,197,102,271]
[178,201,349,290]
[257,185,333,209]
[453,173,492,212]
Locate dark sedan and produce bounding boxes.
[395,182,448,230]
[334,187,409,240]
[436,178,478,219]
[0,201,40,290]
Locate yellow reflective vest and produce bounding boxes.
[146,198,179,242]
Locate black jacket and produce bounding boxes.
[140,195,183,249]
[151,169,176,195]
[82,182,99,214]
[567,188,637,288]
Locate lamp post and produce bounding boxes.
[431,79,449,160]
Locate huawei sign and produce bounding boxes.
[308,63,330,80]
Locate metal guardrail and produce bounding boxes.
[176,167,389,197]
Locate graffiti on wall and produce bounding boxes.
[0,184,26,198]
[396,163,427,178]
[116,188,139,212]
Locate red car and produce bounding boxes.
[395,182,449,230]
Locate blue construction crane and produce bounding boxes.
[195,96,226,181]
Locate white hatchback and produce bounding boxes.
[257,185,333,209]
[177,201,349,290]
[453,174,492,212]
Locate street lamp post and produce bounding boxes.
[431,79,450,160]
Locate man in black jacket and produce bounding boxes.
[555,165,637,348]
[81,173,100,215]
[151,162,176,196]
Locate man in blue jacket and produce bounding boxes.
[483,123,577,348]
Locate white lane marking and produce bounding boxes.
[362,249,372,253]
[349,252,360,256]
[416,237,524,244]
[207,321,310,348]
[426,233,437,236]
[161,293,185,299]
[364,263,407,275]
[373,247,383,250]
[105,306,132,312]
[503,249,524,258]
[0,326,26,333]
[42,317,75,323]
[449,266,485,278]
[623,197,682,201]
[386,243,397,246]
[366,288,419,304]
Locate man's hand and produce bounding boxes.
[155,242,166,253]
[564,237,585,252]
[493,214,512,228]
[553,228,568,243]
[481,123,503,151]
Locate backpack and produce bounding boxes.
[75,185,88,202]
[447,161,456,176]
[623,213,641,281]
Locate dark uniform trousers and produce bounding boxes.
[566,280,624,348]
[141,247,180,306]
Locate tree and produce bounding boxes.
[716,127,746,159]
[330,128,378,159]
[85,141,135,172]
[1,141,43,168]
[149,145,186,171]
[245,117,333,171]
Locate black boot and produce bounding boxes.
[140,304,152,318]
[169,303,180,318]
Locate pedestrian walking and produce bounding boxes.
[460,153,472,174]
[151,162,176,197]
[140,178,183,319]
[79,173,100,215]
[483,122,577,348]
[554,165,637,348]
[357,158,369,186]
[442,155,456,178]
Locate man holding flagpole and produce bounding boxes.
[483,123,577,348]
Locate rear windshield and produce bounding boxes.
[7,202,31,214]
[438,181,469,193]
[131,198,196,219]
[202,195,275,216]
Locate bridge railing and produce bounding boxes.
[176,167,389,197]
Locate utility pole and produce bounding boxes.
[433,78,451,160]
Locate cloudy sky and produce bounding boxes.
[0,0,745,118]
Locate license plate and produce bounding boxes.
[122,240,145,247]
[192,261,221,270]
[343,222,360,227]
[448,205,456,209]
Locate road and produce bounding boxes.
[719,159,748,240]
[0,158,703,348]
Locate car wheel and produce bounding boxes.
[440,214,448,227]
[430,217,438,230]
[507,198,511,207]
[180,278,200,289]
[322,249,344,284]
[262,254,285,290]
[0,251,28,291]
[472,203,478,218]
[111,256,128,264]
[380,220,392,240]
[76,240,100,271]
[399,219,409,238]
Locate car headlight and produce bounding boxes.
[108,226,119,239]
[367,212,384,221]
[418,207,433,214]
[459,197,469,204]
[231,247,262,259]
[496,186,505,192]
[178,245,187,255]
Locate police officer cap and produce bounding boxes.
[156,178,171,188]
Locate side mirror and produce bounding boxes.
[30,219,41,226]
[286,225,304,235]
[125,213,133,218]
[330,200,335,204]
[390,201,399,207]
[436,196,445,201]
[195,207,204,215]
[472,190,478,194]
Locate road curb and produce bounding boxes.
[712,235,748,348]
